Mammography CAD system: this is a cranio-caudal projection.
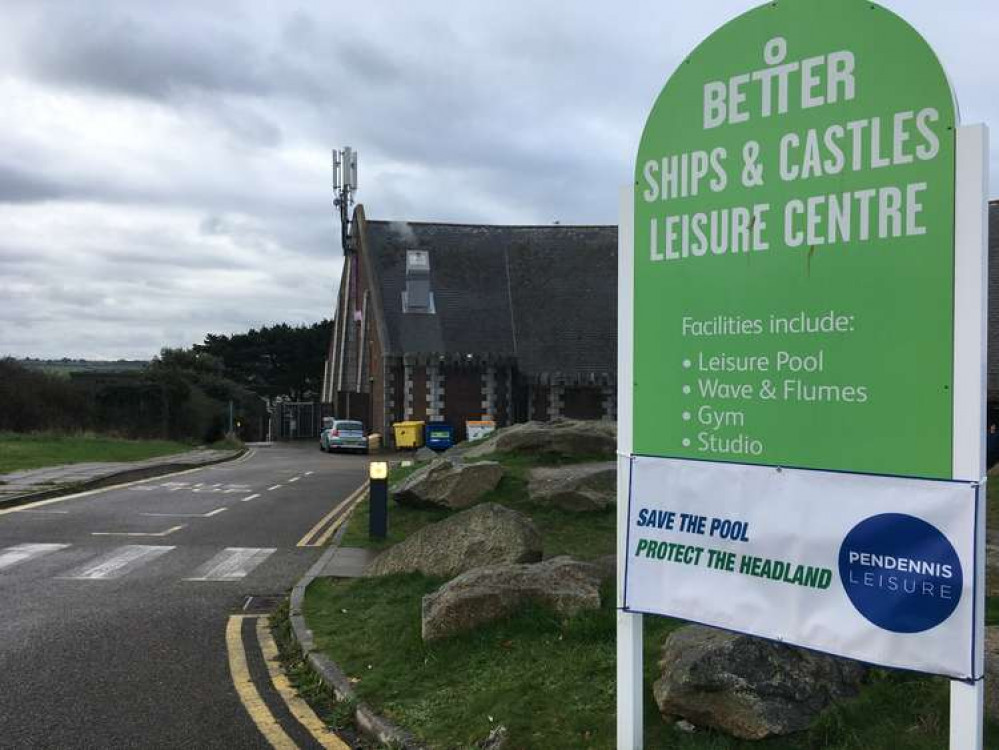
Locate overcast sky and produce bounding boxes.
[1,1,996,359]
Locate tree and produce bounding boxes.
[193,320,330,400]
[148,347,268,442]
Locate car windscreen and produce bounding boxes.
[336,421,363,431]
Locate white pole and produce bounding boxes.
[617,185,643,749]
[949,123,989,750]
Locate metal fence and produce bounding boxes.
[273,395,372,440]
[273,401,331,440]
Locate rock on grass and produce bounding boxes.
[464,419,616,459]
[527,461,616,512]
[392,458,503,510]
[421,556,603,642]
[653,625,867,739]
[365,503,542,579]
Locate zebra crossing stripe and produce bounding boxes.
[185,548,276,582]
[63,545,175,580]
[0,543,70,572]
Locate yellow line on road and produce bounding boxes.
[296,481,368,547]
[226,615,298,750]
[255,618,350,749]
[311,495,364,548]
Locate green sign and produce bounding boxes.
[633,0,956,478]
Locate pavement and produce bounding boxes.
[0,447,244,504]
[0,441,369,749]
[319,546,379,578]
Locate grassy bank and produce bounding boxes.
[338,452,616,558]
[307,452,999,749]
[306,571,999,749]
[0,432,198,474]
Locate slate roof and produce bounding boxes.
[361,218,618,384]
[362,203,999,393]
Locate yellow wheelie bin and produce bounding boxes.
[392,421,426,449]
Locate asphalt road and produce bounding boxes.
[0,442,369,749]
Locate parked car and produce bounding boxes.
[320,419,368,454]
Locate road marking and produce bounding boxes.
[256,617,350,749]
[0,448,257,516]
[230,448,257,465]
[268,485,282,492]
[185,547,276,581]
[0,543,70,572]
[288,477,300,483]
[304,471,314,476]
[312,484,370,547]
[63,545,174,580]
[296,481,369,548]
[241,494,261,503]
[16,509,70,515]
[226,615,298,750]
[91,524,185,538]
[157,482,253,495]
[141,507,228,518]
[312,512,351,548]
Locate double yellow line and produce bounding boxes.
[296,482,369,548]
[226,615,348,749]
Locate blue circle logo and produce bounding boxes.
[838,513,962,633]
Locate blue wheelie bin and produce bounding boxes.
[425,422,455,452]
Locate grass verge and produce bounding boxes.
[0,432,196,474]
[306,573,999,749]
[269,599,368,747]
[207,435,245,452]
[309,449,999,748]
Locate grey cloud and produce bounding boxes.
[328,38,406,88]
[0,164,66,203]
[19,7,271,100]
[0,0,997,359]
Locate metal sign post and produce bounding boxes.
[948,122,989,750]
[616,186,642,750]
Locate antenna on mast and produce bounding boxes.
[332,146,358,254]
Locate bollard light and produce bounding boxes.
[368,462,389,539]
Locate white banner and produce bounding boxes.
[624,456,980,679]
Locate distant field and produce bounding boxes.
[0,433,192,474]
[16,359,148,378]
